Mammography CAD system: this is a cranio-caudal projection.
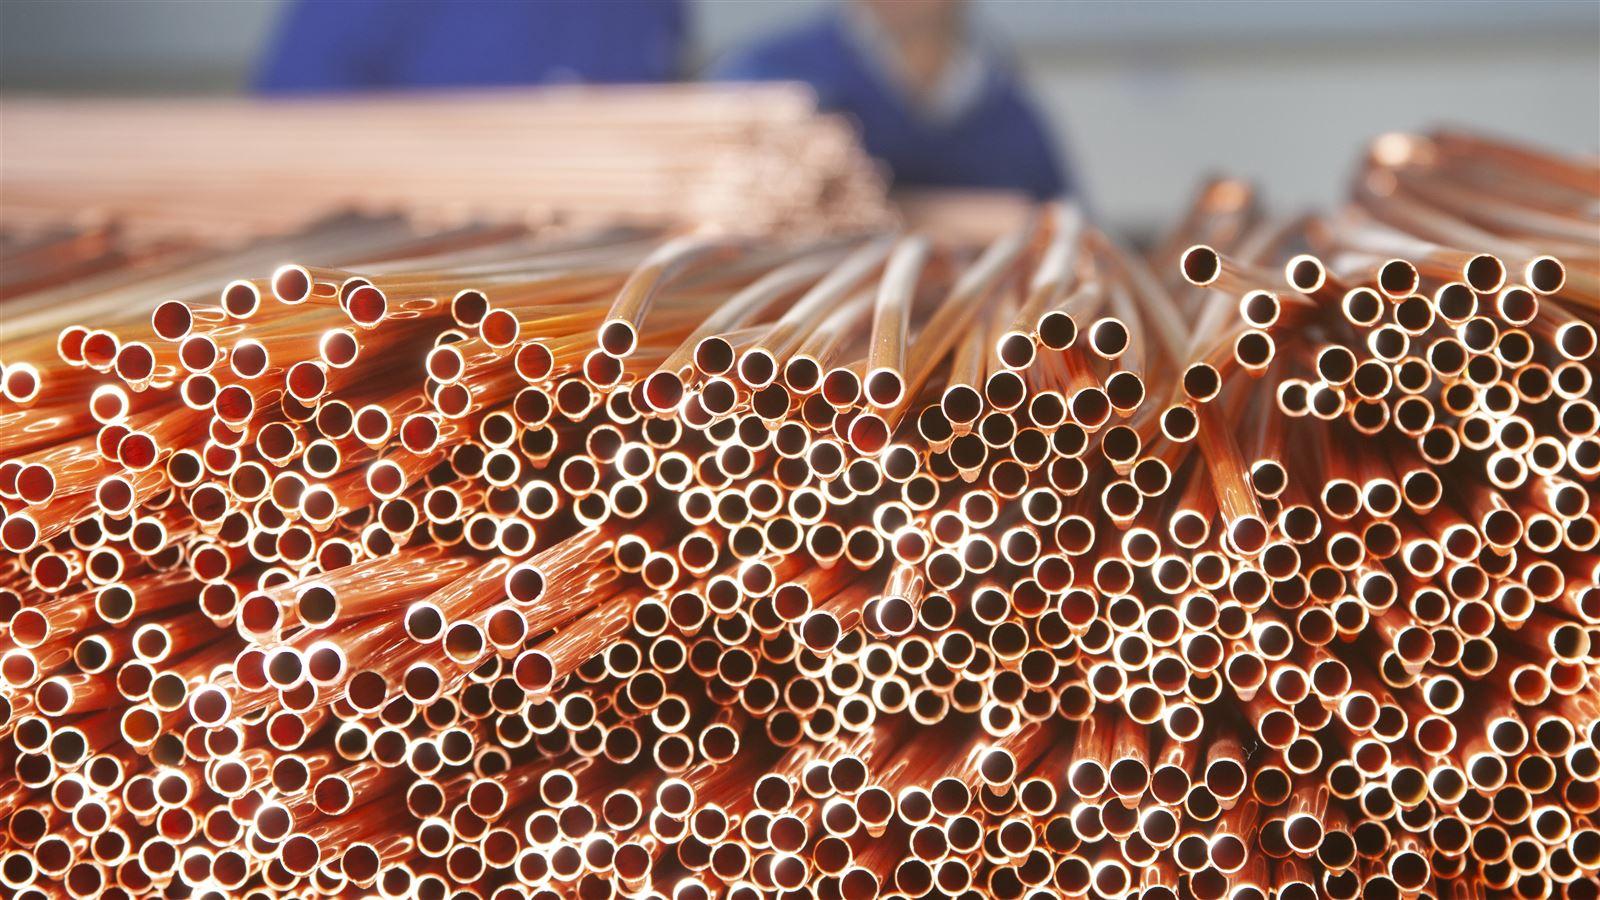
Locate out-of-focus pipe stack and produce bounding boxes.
[0,85,891,240]
[1,129,1598,900]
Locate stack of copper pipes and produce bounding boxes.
[0,85,891,240]
[0,129,1597,900]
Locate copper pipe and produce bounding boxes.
[2,131,1596,900]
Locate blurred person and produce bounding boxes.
[256,0,684,93]
[711,0,1072,199]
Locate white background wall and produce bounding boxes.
[3,0,1597,233]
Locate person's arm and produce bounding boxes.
[999,81,1076,201]
[706,46,789,84]
[704,17,841,85]
[254,0,400,94]
[1028,116,1072,200]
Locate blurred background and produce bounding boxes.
[3,0,1597,235]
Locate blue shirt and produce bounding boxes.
[711,13,1070,199]
[257,0,684,93]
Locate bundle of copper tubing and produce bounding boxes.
[0,85,891,240]
[1,129,1598,900]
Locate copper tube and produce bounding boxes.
[864,237,930,409]
[998,201,1086,369]
[2,132,1596,900]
